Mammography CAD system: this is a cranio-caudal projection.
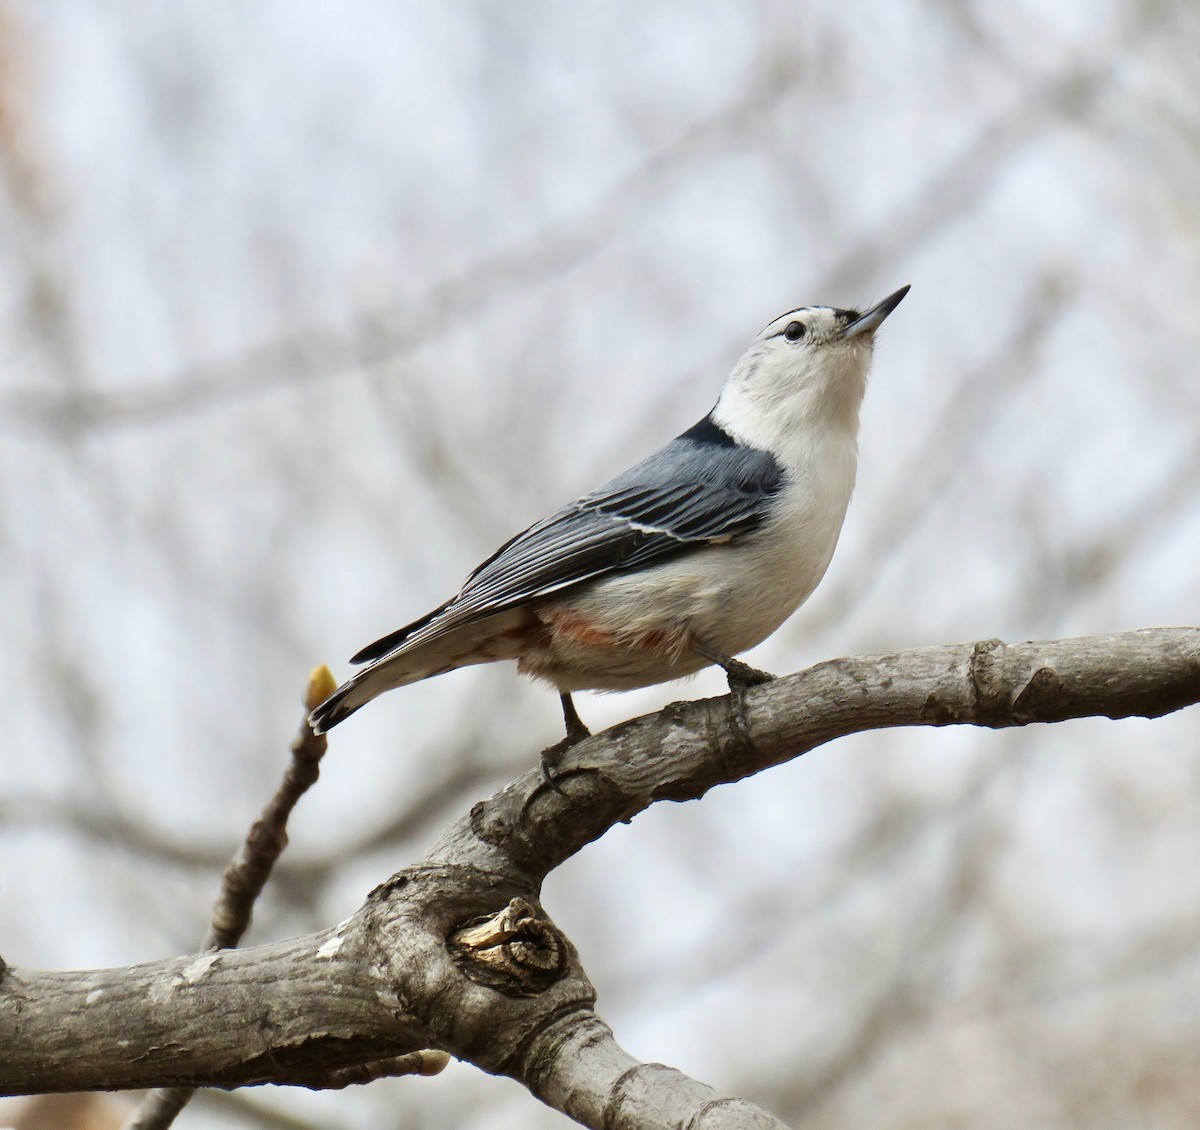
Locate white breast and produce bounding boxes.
[534,428,859,692]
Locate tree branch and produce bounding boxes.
[1,629,1196,1128]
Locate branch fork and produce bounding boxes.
[0,629,1195,1130]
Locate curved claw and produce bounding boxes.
[539,740,572,797]
[535,693,591,797]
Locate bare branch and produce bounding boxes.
[481,628,1200,882]
[0,629,1195,1129]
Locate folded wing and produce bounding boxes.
[354,418,784,664]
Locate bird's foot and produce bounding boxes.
[721,655,776,691]
[690,637,773,750]
[537,695,591,796]
[538,736,577,796]
[690,637,776,690]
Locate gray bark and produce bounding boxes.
[2,628,1197,1128]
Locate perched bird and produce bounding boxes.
[310,286,909,779]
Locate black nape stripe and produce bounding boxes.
[678,414,738,448]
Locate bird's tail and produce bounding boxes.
[307,607,529,734]
[307,665,390,733]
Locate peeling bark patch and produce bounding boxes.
[176,954,221,986]
[316,934,345,961]
[1013,666,1068,721]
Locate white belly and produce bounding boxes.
[528,489,850,691]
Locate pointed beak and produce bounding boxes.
[841,284,910,340]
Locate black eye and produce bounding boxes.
[783,320,806,341]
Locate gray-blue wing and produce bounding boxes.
[350,418,783,664]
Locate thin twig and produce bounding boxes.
[122,666,337,1130]
[267,1050,451,1091]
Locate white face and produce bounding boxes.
[748,306,881,399]
[713,286,909,453]
[718,306,876,441]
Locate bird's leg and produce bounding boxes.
[560,691,591,742]
[691,637,774,750]
[539,692,591,794]
[690,638,775,690]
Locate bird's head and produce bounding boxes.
[714,285,909,452]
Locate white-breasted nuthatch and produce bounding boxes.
[310,286,909,777]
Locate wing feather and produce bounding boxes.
[352,417,783,663]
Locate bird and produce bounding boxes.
[309,285,909,782]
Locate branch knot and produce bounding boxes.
[449,898,567,997]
